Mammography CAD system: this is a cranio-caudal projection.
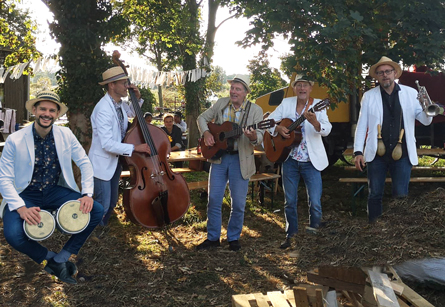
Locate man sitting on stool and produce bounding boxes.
[0,91,104,284]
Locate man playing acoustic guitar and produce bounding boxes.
[266,75,332,249]
[196,76,264,251]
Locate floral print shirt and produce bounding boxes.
[27,124,62,191]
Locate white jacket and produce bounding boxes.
[0,124,94,218]
[267,97,332,171]
[88,93,142,181]
[354,85,432,165]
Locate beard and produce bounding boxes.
[36,116,55,129]
[381,79,393,88]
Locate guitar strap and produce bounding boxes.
[303,97,314,113]
[239,100,251,127]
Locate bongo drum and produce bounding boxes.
[56,200,90,234]
[23,210,55,241]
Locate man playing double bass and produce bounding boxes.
[89,66,151,229]
[196,76,264,252]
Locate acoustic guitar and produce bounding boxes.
[263,98,330,163]
[200,119,276,159]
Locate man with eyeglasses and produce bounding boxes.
[89,66,151,231]
[354,56,432,223]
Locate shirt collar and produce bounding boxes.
[32,123,54,140]
[108,93,122,107]
[380,82,401,95]
[228,99,247,111]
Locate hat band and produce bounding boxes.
[36,94,59,102]
[102,72,128,83]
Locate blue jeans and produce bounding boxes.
[94,164,122,226]
[282,159,322,238]
[2,185,103,264]
[207,153,249,242]
[367,155,412,222]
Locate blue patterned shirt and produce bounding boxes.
[28,124,62,191]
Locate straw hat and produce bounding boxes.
[98,66,129,85]
[291,74,314,87]
[369,56,402,79]
[25,91,68,117]
[227,76,251,93]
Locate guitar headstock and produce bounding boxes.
[313,98,330,112]
[257,119,276,129]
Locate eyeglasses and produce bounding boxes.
[375,69,395,76]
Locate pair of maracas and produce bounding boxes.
[377,124,404,160]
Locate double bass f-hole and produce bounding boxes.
[138,166,148,190]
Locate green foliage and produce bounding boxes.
[206,65,226,96]
[139,87,156,114]
[232,0,445,104]
[0,1,39,70]
[47,0,128,115]
[247,52,287,100]
[45,0,129,145]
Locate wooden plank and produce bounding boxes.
[296,284,329,304]
[390,281,404,296]
[249,173,281,182]
[232,293,256,307]
[397,298,410,307]
[343,148,445,156]
[343,166,445,171]
[339,177,445,183]
[293,287,310,307]
[252,293,270,307]
[307,271,365,294]
[267,291,293,307]
[342,291,364,307]
[386,266,434,307]
[171,167,194,173]
[318,266,367,285]
[368,270,400,307]
[315,289,324,307]
[187,181,208,190]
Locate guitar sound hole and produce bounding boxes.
[219,133,225,141]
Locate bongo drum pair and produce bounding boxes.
[23,200,90,241]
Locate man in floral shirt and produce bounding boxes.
[267,75,332,249]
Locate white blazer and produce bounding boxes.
[354,85,432,165]
[267,97,332,171]
[88,93,142,181]
[0,124,94,218]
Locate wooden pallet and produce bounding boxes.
[232,285,328,307]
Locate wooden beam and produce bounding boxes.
[307,271,365,294]
[368,270,400,307]
[293,287,310,307]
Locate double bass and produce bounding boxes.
[112,51,190,228]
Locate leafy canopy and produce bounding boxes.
[0,0,39,70]
[231,0,445,103]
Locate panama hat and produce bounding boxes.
[25,90,68,118]
[99,66,129,85]
[291,74,314,87]
[369,56,402,79]
[227,76,251,93]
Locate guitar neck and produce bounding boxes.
[288,108,314,131]
[225,123,258,139]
